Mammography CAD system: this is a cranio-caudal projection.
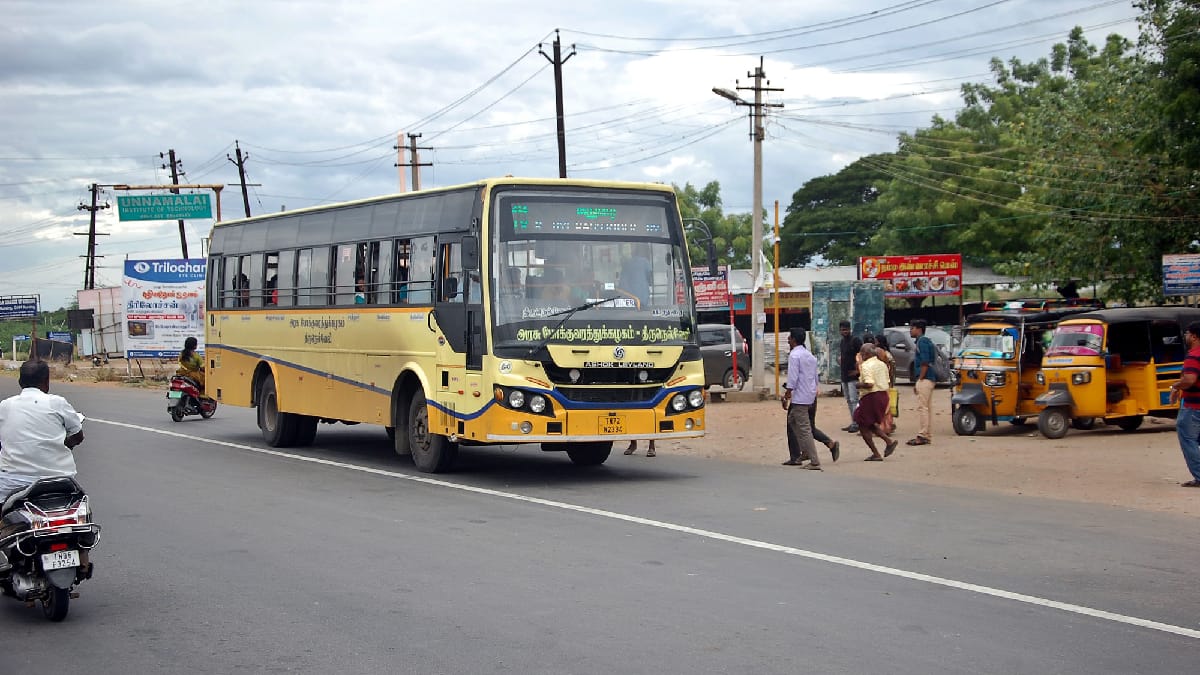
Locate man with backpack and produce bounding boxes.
[907,320,937,446]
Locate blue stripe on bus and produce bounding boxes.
[208,343,695,419]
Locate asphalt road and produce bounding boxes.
[1,382,1197,674]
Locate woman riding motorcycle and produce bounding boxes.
[177,336,205,394]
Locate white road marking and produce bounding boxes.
[94,417,1200,640]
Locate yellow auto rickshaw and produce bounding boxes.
[1034,307,1200,438]
[951,308,1098,435]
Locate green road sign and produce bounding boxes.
[116,193,212,221]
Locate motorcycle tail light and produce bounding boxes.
[27,497,90,531]
[50,542,69,552]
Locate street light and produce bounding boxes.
[713,58,782,394]
[682,217,718,275]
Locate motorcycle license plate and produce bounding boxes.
[167,390,183,399]
[599,415,625,435]
[41,549,80,571]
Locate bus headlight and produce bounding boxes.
[529,394,547,413]
[688,389,705,408]
[671,393,688,412]
[508,390,526,409]
[984,372,1006,387]
[1071,371,1092,385]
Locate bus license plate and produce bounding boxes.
[167,390,183,399]
[600,415,625,435]
[41,549,80,571]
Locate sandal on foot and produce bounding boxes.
[1182,480,1200,487]
[864,455,883,462]
[905,437,930,446]
[623,447,636,455]
[829,441,840,463]
[646,450,656,458]
[884,440,899,457]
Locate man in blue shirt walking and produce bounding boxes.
[907,320,937,446]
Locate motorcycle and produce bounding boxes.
[0,476,100,621]
[167,375,217,422]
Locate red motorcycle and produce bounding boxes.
[166,375,217,422]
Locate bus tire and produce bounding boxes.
[408,390,457,473]
[258,372,298,447]
[566,441,613,466]
[1037,407,1070,439]
[293,415,319,446]
[391,393,411,457]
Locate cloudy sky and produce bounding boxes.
[1,0,1139,310]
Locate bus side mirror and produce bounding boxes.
[461,236,479,271]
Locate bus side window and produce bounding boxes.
[296,248,313,306]
[247,253,265,308]
[364,241,381,305]
[222,256,239,308]
[407,237,435,304]
[264,252,279,306]
[276,250,295,307]
[392,239,411,304]
[314,246,333,306]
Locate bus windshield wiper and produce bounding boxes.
[526,297,623,358]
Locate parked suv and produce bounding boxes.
[883,325,954,384]
[698,323,748,390]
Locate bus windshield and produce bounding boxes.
[492,190,694,348]
[1047,324,1104,356]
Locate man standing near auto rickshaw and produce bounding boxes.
[1168,321,1200,488]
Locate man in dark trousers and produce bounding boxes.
[839,320,862,432]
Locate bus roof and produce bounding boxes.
[210,177,676,231]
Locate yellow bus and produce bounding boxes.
[204,177,707,472]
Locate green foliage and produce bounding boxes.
[780,155,891,266]
[0,309,72,359]
[675,181,762,271]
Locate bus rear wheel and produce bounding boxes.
[258,372,300,447]
[566,441,613,466]
[408,390,457,473]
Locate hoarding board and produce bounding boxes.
[0,295,39,319]
[858,254,962,297]
[116,193,212,221]
[1163,254,1200,296]
[122,259,206,358]
[692,267,730,310]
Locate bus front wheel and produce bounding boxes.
[566,441,613,466]
[408,390,457,473]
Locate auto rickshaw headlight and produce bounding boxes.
[984,372,1006,387]
[1036,372,1045,385]
[1071,371,1092,385]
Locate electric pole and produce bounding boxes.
[395,133,432,191]
[227,140,252,218]
[539,30,575,178]
[713,56,783,393]
[75,183,109,290]
[161,149,188,258]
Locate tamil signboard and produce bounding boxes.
[116,193,212,221]
[692,267,730,310]
[0,295,39,320]
[122,259,207,358]
[1163,254,1200,296]
[858,254,963,298]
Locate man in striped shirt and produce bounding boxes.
[1168,321,1200,488]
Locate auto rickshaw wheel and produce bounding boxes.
[1071,417,1098,430]
[1114,415,1143,432]
[952,406,984,436]
[1037,407,1070,439]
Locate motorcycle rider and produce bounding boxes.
[0,359,85,573]
[177,336,205,394]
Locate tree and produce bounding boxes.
[780,155,891,266]
[674,181,757,271]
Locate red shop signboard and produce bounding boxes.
[858,254,962,297]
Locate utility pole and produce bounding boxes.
[713,56,783,394]
[539,29,575,178]
[161,149,188,258]
[395,132,407,193]
[75,183,109,290]
[227,140,252,218]
[396,133,432,191]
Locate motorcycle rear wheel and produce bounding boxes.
[169,407,184,423]
[42,586,70,622]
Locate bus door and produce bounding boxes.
[434,236,484,429]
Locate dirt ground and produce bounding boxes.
[650,386,1200,519]
[7,362,1197,518]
